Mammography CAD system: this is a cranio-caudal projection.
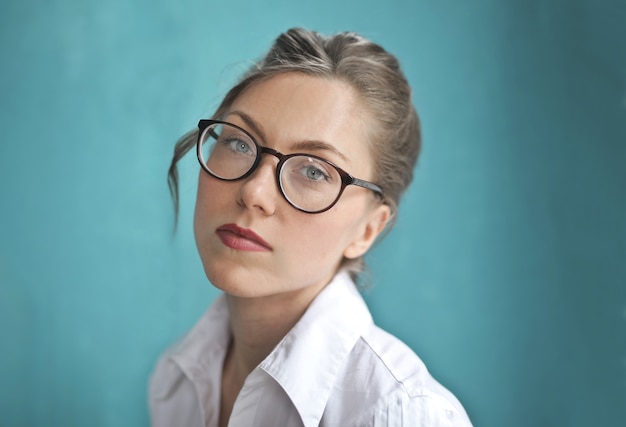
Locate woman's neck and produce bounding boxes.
[218,273,336,426]
[224,279,329,380]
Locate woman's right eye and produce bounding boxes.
[222,136,254,155]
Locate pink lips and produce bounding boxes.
[216,223,272,252]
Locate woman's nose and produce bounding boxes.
[237,156,279,215]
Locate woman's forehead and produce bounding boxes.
[225,73,375,176]
[232,74,359,120]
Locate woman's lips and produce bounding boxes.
[215,223,272,252]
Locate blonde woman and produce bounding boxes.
[150,28,472,427]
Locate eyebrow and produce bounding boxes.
[226,110,348,162]
[227,110,267,142]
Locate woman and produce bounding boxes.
[150,28,472,426]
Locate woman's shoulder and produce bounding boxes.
[358,325,445,394]
[322,324,472,426]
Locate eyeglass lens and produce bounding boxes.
[198,122,344,212]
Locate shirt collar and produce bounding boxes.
[168,293,230,382]
[258,270,373,426]
[165,271,373,426]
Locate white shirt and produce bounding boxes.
[149,271,472,426]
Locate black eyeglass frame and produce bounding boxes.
[196,119,384,214]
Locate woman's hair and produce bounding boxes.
[168,27,421,281]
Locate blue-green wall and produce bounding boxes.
[1,1,624,426]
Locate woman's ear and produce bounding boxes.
[343,204,391,259]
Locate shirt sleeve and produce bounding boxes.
[360,393,473,427]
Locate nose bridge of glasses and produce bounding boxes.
[259,146,283,162]
[245,146,282,186]
[254,146,286,179]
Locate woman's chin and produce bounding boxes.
[205,266,273,298]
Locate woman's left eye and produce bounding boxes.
[300,165,330,182]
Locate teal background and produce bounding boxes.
[1,0,624,426]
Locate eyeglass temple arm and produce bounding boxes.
[197,120,220,140]
[351,178,383,196]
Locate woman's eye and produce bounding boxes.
[300,164,331,182]
[223,137,253,155]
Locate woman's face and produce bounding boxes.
[194,72,390,298]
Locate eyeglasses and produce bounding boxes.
[196,120,384,213]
